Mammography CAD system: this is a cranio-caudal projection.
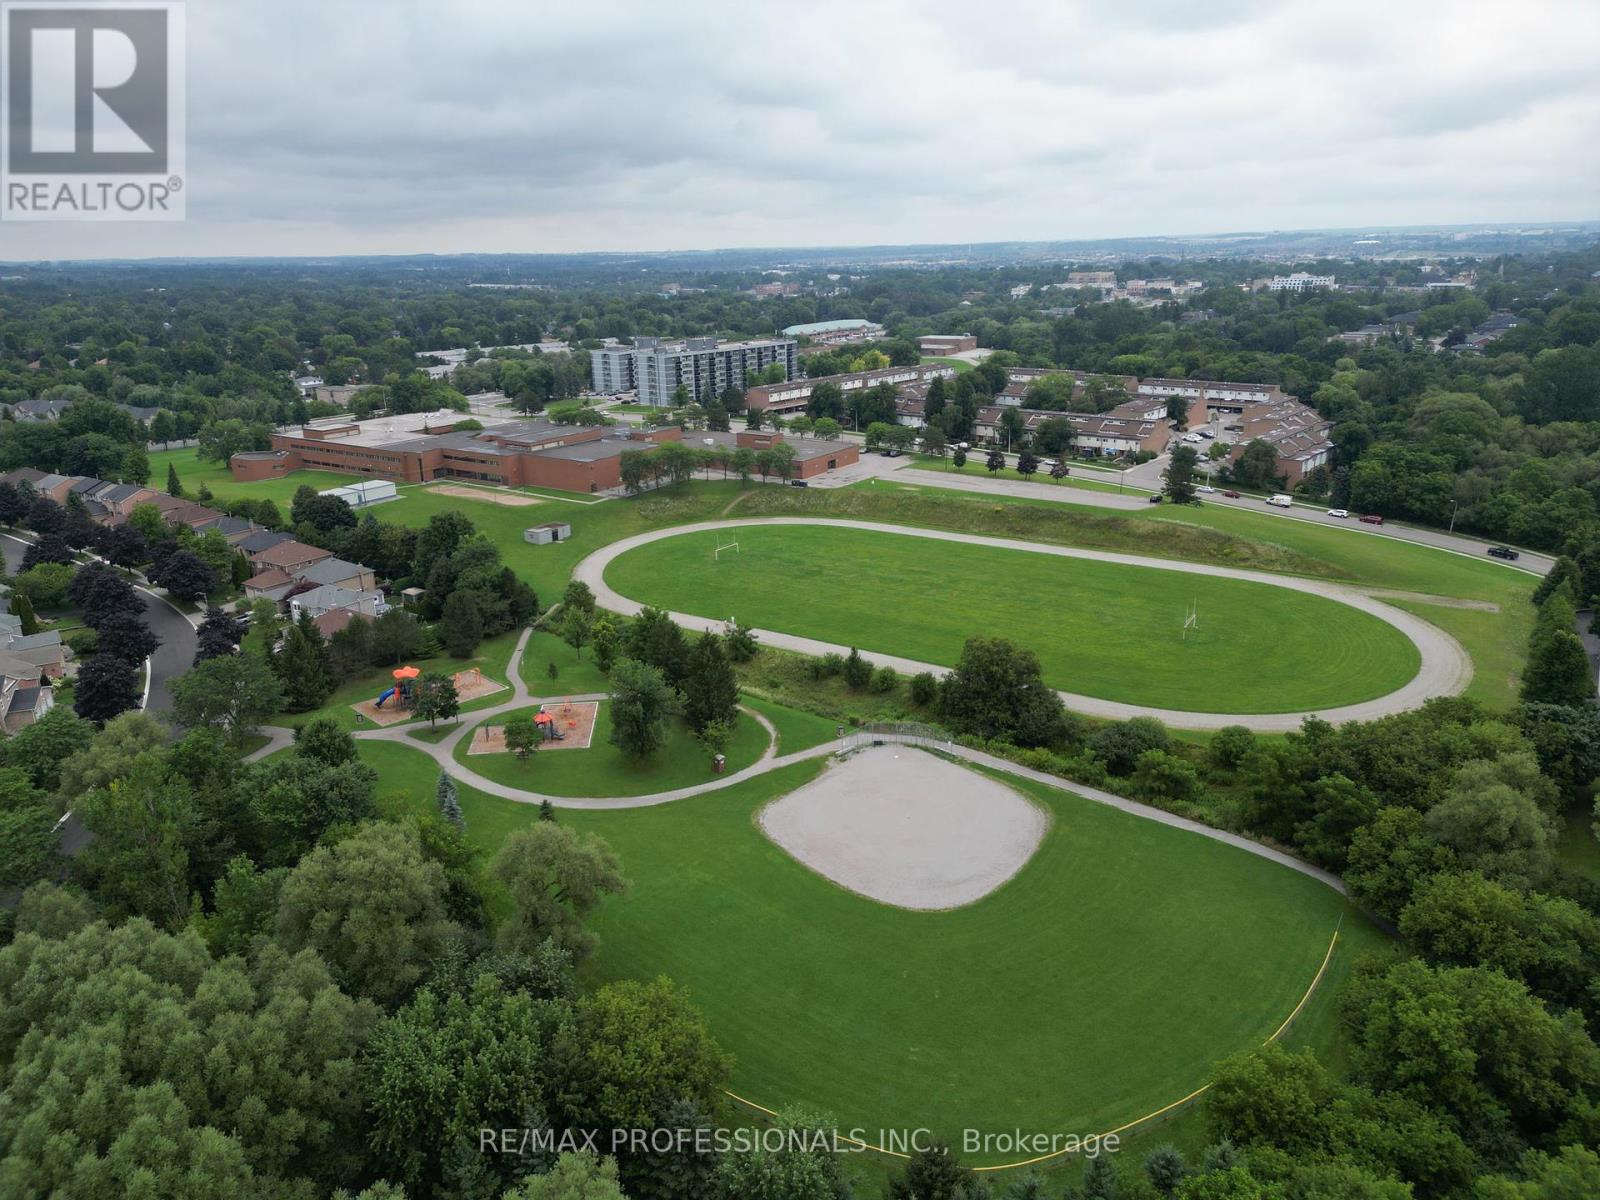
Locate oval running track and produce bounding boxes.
[573,517,1473,733]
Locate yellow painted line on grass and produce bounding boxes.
[722,924,1343,1173]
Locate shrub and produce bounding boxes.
[63,628,98,658]
[809,652,846,681]
[842,648,873,690]
[1209,725,1256,770]
[909,672,940,706]
[1088,717,1172,775]
[870,665,898,694]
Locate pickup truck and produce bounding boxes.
[1487,545,1520,561]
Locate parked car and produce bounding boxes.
[1199,429,1216,439]
[1327,508,1349,519]
[1147,493,1163,503]
[1183,433,1202,443]
[881,448,902,457]
[1360,514,1384,525]
[1222,489,1241,499]
[1197,485,1216,494]
[1487,545,1520,561]
[789,479,809,488]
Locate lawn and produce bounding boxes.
[740,693,842,754]
[146,446,368,508]
[920,356,975,373]
[454,701,770,797]
[275,629,521,731]
[520,628,612,696]
[604,524,1422,713]
[905,454,1133,496]
[358,740,1381,1167]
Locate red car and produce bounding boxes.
[1359,514,1384,525]
[1222,489,1241,499]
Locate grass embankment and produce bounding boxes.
[359,739,1381,1169]
[905,454,1132,495]
[454,702,769,797]
[605,524,1421,713]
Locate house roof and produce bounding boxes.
[236,530,292,554]
[250,541,332,569]
[8,685,43,714]
[243,567,293,592]
[0,651,42,680]
[291,584,378,612]
[5,631,61,651]
[295,557,369,586]
[311,609,358,638]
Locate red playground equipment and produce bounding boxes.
[375,665,421,709]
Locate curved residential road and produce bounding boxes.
[573,517,1474,733]
[879,465,1556,577]
[0,533,197,714]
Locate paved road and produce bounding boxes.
[877,461,1555,576]
[1,533,197,715]
[573,517,1473,733]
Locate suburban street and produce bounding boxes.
[1,533,198,715]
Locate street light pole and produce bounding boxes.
[1449,498,1459,535]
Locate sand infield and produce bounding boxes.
[758,745,1048,910]
[429,483,543,507]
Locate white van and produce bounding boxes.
[1267,494,1293,508]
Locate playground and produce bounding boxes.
[468,699,599,753]
[351,664,509,726]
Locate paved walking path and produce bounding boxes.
[571,517,1474,732]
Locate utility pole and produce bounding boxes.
[1448,498,1459,535]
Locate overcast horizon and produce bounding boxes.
[3,0,1598,261]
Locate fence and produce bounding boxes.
[838,722,949,752]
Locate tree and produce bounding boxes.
[293,716,357,766]
[1088,717,1172,775]
[21,531,72,571]
[576,976,730,1128]
[12,562,75,609]
[1521,630,1595,707]
[241,753,378,868]
[509,1153,627,1200]
[55,709,170,801]
[1145,1145,1187,1196]
[0,706,91,791]
[682,631,739,733]
[1425,758,1557,890]
[592,615,620,673]
[842,646,873,690]
[275,613,334,712]
[561,602,593,660]
[711,1107,852,1200]
[563,578,597,615]
[153,548,216,603]
[438,588,484,657]
[939,636,1071,748]
[9,590,38,636]
[413,671,461,728]
[436,770,463,827]
[170,651,286,740]
[93,607,159,664]
[0,920,378,1198]
[952,446,967,470]
[369,976,559,1198]
[74,752,193,926]
[887,1144,987,1200]
[1343,958,1600,1154]
[504,712,541,761]
[166,461,183,496]
[608,657,681,759]
[1015,450,1039,480]
[986,448,1006,474]
[290,486,357,532]
[275,821,459,1005]
[490,821,627,960]
[0,769,59,892]
[194,605,243,663]
[1165,444,1202,505]
[1229,439,1285,492]
[73,653,143,724]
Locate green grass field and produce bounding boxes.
[357,739,1380,1166]
[604,524,1421,712]
[454,702,769,797]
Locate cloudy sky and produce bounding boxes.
[4,0,1598,260]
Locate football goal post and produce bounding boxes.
[714,537,740,561]
[1181,600,1199,641]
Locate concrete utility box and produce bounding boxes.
[524,522,572,545]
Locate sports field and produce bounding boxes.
[355,739,1378,1164]
[603,524,1422,712]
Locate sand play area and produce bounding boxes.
[429,484,543,507]
[758,745,1049,910]
[468,700,599,754]
[350,667,508,726]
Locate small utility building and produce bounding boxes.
[319,479,398,508]
[524,522,572,545]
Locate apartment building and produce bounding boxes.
[590,336,798,405]
[1267,273,1336,292]
[745,362,956,413]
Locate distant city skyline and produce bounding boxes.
[2,0,1597,261]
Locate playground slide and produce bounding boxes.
[376,687,396,708]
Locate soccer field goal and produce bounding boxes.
[714,536,740,561]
